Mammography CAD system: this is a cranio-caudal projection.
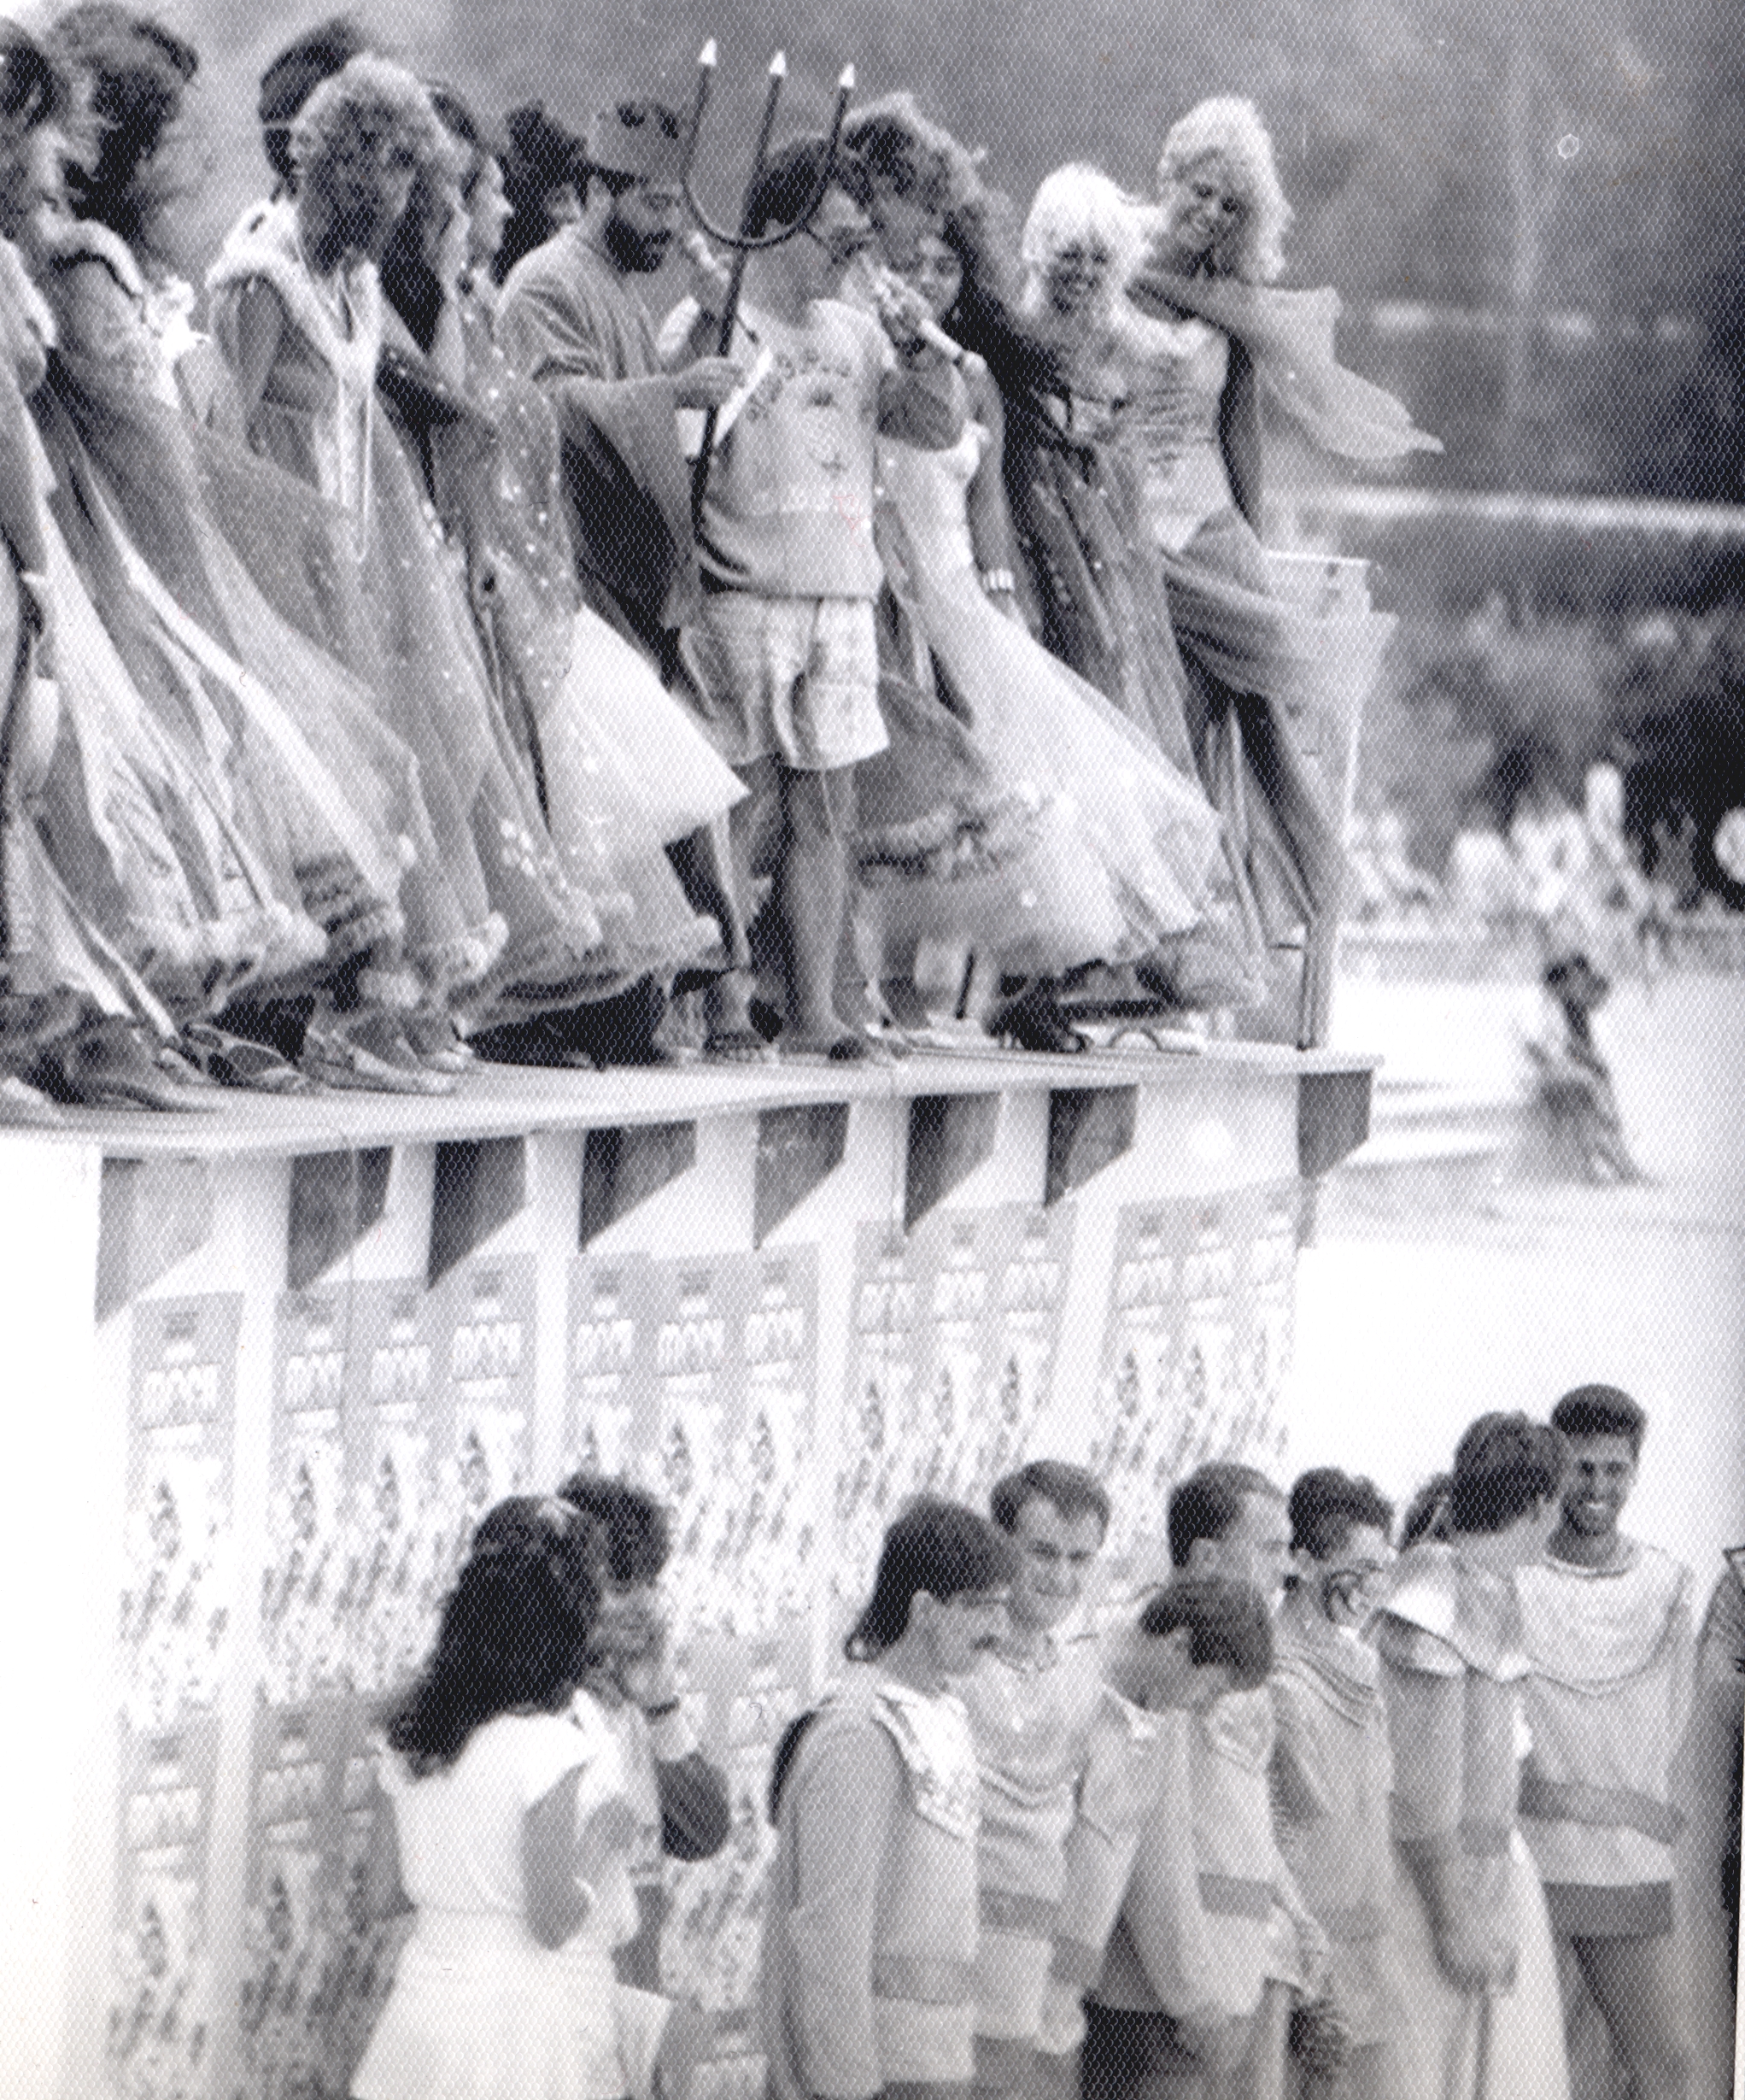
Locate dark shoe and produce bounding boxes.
[40,1020,223,1112]
[987,985,1087,1055]
[181,1022,313,1094]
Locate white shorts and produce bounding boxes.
[681,591,887,773]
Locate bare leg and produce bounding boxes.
[1567,1933,1690,2100]
[774,763,862,1052]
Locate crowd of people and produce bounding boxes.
[0,11,1441,1113]
[350,1385,1742,2100]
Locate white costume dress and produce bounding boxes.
[859,421,1224,976]
[353,1706,639,2100]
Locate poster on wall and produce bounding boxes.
[1093,1189,1301,1581]
[565,1249,820,1646]
[110,1293,242,2100]
[566,1247,821,2077]
[838,1222,927,1608]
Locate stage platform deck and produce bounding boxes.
[24,1034,1379,1157]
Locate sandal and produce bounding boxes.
[401,1011,476,1074]
[780,1030,894,1066]
[301,1015,457,1096]
[702,1027,775,1066]
[40,1020,223,1112]
[181,1022,313,1095]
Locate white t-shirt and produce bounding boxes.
[383,1704,619,1920]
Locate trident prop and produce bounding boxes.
[680,42,856,521]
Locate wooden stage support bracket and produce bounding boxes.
[1297,1066,1373,1181]
[95,1154,214,1323]
[1045,1086,1139,1207]
[754,1102,849,1247]
[905,1092,1001,1233]
[428,1136,528,1287]
[579,1122,698,1247]
[286,1147,392,1291]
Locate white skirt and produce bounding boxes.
[352,1912,628,2100]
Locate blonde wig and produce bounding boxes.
[290,52,463,198]
[1156,96,1290,283]
[1019,161,1149,319]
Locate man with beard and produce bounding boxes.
[497,101,763,1058]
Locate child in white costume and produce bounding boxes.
[353,1498,674,2100]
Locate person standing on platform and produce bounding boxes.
[1268,1471,1398,2100]
[1377,1414,1571,2100]
[957,1463,1127,2100]
[1516,1386,1695,2100]
[763,1497,1015,2100]
[495,101,760,1061]
[1080,1575,1298,2100]
[670,134,965,1062]
[556,1473,730,1992]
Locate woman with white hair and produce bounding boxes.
[976,162,1258,1012]
[1118,98,1438,1029]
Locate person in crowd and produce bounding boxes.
[1121,99,1438,1033]
[1689,1551,1743,2015]
[1377,1413,1571,2100]
[1516,1386,1694,2100]
[556,1472,732,1992]
[496,97,761,1063]
[376,90,745,1069]
[0,17,207,1115]
[956,1463,1132,2097]
[255,15,372,199]
[351,1494,676,2100]
[844,100,1229,1053]
[1142,1464,1326,2098]
[1522,950,1648,1184]
[668,133,964,1062]
[1082,1575,1309,2100]
[1270,1470,1397,2100]
[763,1497,1015,2100]
[208,54,612,1081]
[495,103,584,283]
[32,5,461,1097]
[1168,1462,1293,1608]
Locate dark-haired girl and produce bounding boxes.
[764,1499,1014,2100]
[844,105,1229,1049]
[353,1495,659,2100]
[1378,1415,1571,2100]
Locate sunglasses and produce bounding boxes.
[803,224,875,269]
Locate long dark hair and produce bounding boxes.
[0,23,64,133]
[845,1496,1015,1660]
[384,1495,600,1777]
